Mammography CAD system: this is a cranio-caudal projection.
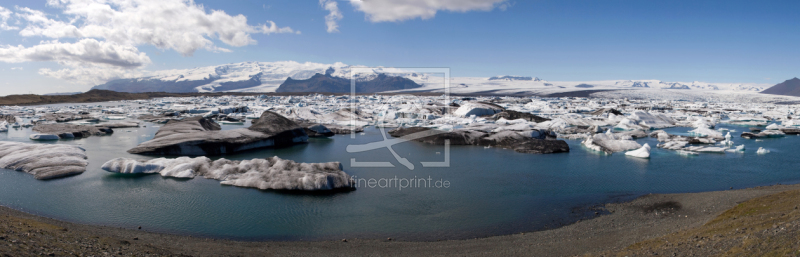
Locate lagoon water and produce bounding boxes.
[1,117,799,241]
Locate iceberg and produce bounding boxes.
[687,127,724,139]
[29,134,60,141]
[683,146,727,153]
[658,140,689,150]
[625,143,651,158]
[386,127,569,154]
[741,130,785,139]
[756,147,770,154]
[128,111,309,156]
[630,111,675,129]
[0,141,88,179]
[765,123,781,130]
[33,124,114,139]
[613,118,640,131]
[582,130,641,154]
[102,156,353,191]
[453,102,504,117]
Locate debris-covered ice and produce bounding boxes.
[0,141,88,179]
[102,156,353,191]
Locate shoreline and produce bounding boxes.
[3,183,800,256]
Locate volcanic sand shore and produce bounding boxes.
[2,183,800,257]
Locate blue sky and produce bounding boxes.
[0,0,798,94]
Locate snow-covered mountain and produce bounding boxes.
[488,75,543,81]
[92,61,435,93]
[90,61,770,96]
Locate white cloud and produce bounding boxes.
[16,7,82,38]
[0,38,151,68]
[0,0,297,85]
[320,0,343,33]
[19,0,297,56]
[39,65,143,85]
[348,0,508,22]
[0,6,18,30]
[0,38,151,84]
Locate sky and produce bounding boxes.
[0,0,798,95]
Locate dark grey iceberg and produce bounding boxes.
[387,127,569,154]
[740,130,785,139]
[0,114,18,123]
[490,110,550,123]
[0,141,88,180]
[33,124,114,138]
[128,111,308,155]
[102,156,353,191]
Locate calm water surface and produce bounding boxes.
[1,114,799,241]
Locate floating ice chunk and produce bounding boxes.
[582,131,641,153]
[535,118,569,130]
[491,123,534,132]
[29,134,60,141]
[453,102,503,117]
[756,147,770,154]
[726,144,746,153]
[659,140,688,150]
[625,143,651,158]
[683,146,727,153]
[692,118,714,129]
[613,118,639,131]
[102,156,353,191]
[495,118,528,125]
[765,123,781,130]
[630,111,675,129]
[688,127,724,139]
[581,137,605,153]
[0,141,88,179]
[677,150,698,156]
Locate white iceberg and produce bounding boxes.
[630,111,675,129]
[613,118,639,131]
[688,127,724,139]
[625,143,651,158]
[582,130,641,153]
[453,102,503,117]
[756,147,770,154]
[765,123,781,130]
[102,156,353,191]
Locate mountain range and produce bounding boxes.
[761,78,800,97]
[276,73,422,93]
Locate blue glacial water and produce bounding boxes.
[1,118,799,241]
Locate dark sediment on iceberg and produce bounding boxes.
[128,111,308,155]
[387,127,569,154]
[33,124,114,138]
